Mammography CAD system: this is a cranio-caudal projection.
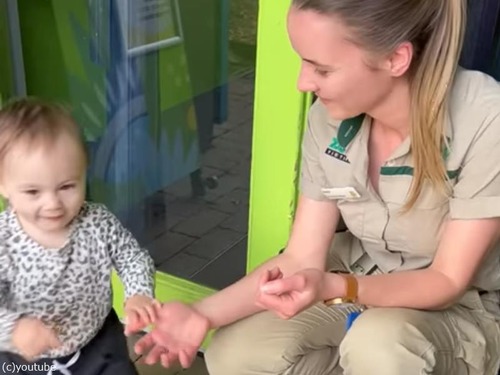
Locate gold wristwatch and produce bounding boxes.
[324,272,358,306]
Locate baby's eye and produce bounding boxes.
[24,189,39,196]
[60,184,75,190]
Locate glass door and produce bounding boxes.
[11,0,247,306]
[1,0,309,334]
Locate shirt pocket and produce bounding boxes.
[382,179,449,255]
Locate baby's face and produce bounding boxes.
[0,132,86,234]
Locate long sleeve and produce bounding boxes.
[0,203,156,359]
[99,205,156,299]
[0,247,21,352]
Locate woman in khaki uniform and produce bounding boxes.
[131,0,500,374]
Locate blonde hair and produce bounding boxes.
[0,97,87,167]
[292,0,466,209]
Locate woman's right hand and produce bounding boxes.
[11,317,61,361]
[134,302,210,369]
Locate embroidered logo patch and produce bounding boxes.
[325,137,349,163]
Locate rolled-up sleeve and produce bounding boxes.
[450,112,500,219]
[299,103,330,201]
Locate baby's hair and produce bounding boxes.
[0,97,87,166]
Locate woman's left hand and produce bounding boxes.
[256,267,326,319]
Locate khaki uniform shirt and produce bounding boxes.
[300,68,500,291]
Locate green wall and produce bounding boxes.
[246,0,307,271]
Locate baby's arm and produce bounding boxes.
[98,205,156,300]
[0,226,60,359]
[0,247,22,352]
[0,296,22,352]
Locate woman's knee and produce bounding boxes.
[205,311,296,375]
[339,308,436,374]
[205,304,347,375]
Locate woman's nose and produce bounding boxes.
[296,64,318,93]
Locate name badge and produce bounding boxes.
[321,187,361,200]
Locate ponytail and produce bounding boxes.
[404,0,466,209]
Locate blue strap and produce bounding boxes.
[346,311,361,330]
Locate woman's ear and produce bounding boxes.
[388,41,413,77]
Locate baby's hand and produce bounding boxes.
[11,317,61,361]
[124,295,161,336]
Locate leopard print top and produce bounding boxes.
[0,202,155,358]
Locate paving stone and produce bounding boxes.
[165,177,195,198]
[146,231,197,265]
[156,252,210,279]
[185,228,244,260]
[165,198,205,218]
[191,237,247,289]
[229,79,254,95]
[201,173,248,202]
[220,210,249,233]
[172,209,228,237]
[210,188,249,214]
[201,147,241,170]
[224,123,253,142]
[227,163,252,184]
[145,214,185,239]
[212,136,252,156]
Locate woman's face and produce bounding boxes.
[287,7,396,120]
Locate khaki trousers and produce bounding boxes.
[205,235,500,375]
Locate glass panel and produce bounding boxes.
[0,1,15,102]
[12,0,257,290]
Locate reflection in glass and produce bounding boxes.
[12,0,257,289]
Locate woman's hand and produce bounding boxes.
[134,302,210,369]
[256,267,327,319]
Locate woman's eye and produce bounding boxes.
[315,69,330,77]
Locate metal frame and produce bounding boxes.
[115,0,184,56]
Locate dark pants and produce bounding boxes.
[0,309,138,375]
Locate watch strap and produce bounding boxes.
[324,272,358,305]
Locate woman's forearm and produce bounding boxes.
[193,252,313,329]
[324,267,463,310]
[194,195,339,328]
